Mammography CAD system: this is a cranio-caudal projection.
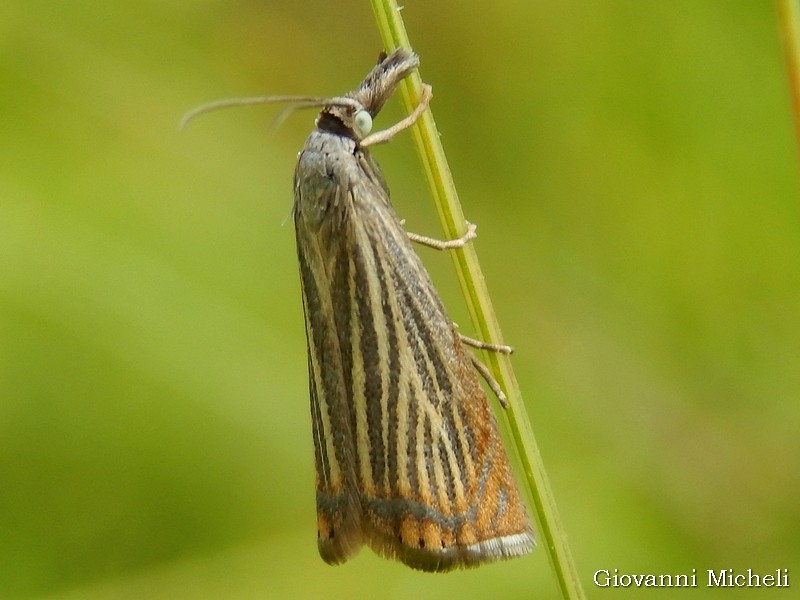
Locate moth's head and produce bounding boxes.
[315,48,419,142]
[317,98,374,141]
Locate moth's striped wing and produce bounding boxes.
[294,135,534,572]
[295,144,364,565]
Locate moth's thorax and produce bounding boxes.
[293,129,385,233]
[302,128,359,163]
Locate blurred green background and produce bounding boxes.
[1,1,798,598]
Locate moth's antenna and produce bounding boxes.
[180,95,362,130]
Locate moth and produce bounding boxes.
[183,47,534,572]
[292,48,534,571]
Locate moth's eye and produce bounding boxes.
[353,109,373,137]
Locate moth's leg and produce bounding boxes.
[459,334,513,355]
[360,84,433,148]
[405,221,477,250]
[462,334,513,408]
[468,353,509,409]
